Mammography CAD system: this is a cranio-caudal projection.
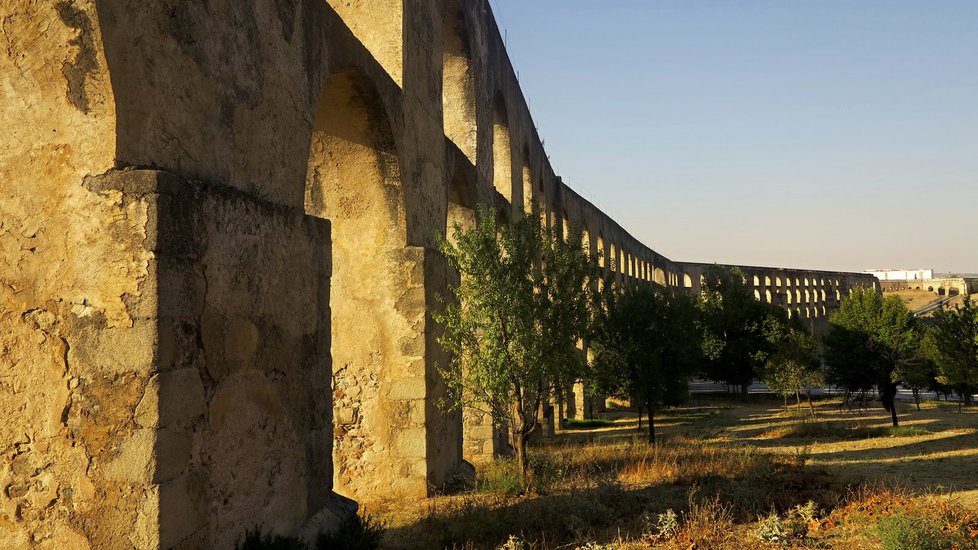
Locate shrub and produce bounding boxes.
[478,459,525,496]
[642,508,679,540]
[877,513,954,550]
[755,510,789,544]
[317,513,385,550]
[235,528,306,550]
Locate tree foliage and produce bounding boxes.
[436,205,597,481]
[761,327,823,416]
[823,287,918,426]
[590,283,701,443]
[922,296,978,407]
[698,265,787,395]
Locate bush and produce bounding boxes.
[877,513,954,550]
[235,528,307,550]
[317,513,385,550]
[477,459,524,496]
[236,514,385,550]
[477,453,563,495]
[754,510,789,544]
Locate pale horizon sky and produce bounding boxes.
[490,1,977,274]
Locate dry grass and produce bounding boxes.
[889,289,944,312]
[371,396,978,549]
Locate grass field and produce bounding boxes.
[370,396,978,549]
[888,289,978,315]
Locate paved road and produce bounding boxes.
[913,295,957,316]
[689,380,972,403]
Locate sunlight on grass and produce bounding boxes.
[373,397,978,549]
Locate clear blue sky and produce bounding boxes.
[490,1,978,274]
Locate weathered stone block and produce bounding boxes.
[135,369,206,428]
[388,378,426,400]
[394,427,426,458]
[154,429,194,483]
[101,429,154,483]
[158,471,207,549]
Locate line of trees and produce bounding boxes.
[436,205,977,481]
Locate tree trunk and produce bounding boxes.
[807,390,816,419]
[795,390,801,408]
[912,388,920,411]
[637,401,643,431]
[783,394,788,412]
[647,399,656,445]
[513,429,527,484]
[881,381,899,427]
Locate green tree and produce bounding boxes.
[894,345,936,411]
[761,327,823,417]
[436,205,597,481]
[823,288,918,426]
[922,296,978,408]
[590,283,701,444]
[698,265,784,396]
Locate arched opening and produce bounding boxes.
[949,288,960,297]
[753,275,760,287]
[597,235,605,268]
[582,227,591,257]
[764,276,772,286]
[938,287,946,296]
[776,277,783,287]
[754,289,761,301]
[610,243,618,272]
[442,1,476,162]
[683,273,693,288]
[522,153,533,215]
[654,268,666,285]
[326,1,403,85]
[928,286,935,293]
[787,291,793,305]
[765,289,772,303]
[492,92,513,204]
[305,68,423,498]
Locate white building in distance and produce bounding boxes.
[865,268,934,281]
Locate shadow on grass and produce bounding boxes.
[382,454,847,549]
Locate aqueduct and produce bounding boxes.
[0,1,878,547]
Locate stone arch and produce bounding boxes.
[654,267,666,285]
[442,0,476,162]
[764,276,772,286]
[597,235,606,268]
[683,273,693,288]
[753,275,760,287]
[776,276,783,287]
[938,287,946,296]
[610,243,618,272]
[305,67,423,499]
[326,0,403,85]
[765,289,772,303]
[928,286,935,292]
[492,92,513,204]
[754,289,761,301]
